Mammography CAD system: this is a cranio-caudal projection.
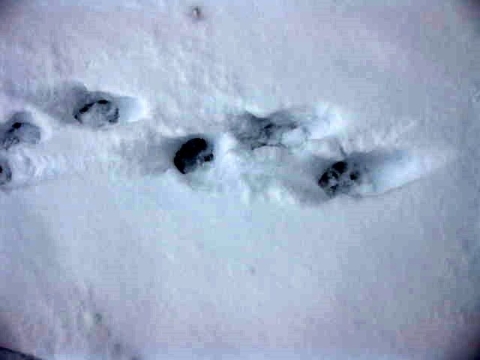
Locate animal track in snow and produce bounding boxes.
[317,150,428,198]
[71,87,146,128]
[173,137,214,174]
[74,97,120,127]
[0,111,42,150]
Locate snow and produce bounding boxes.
[0,0,479,359]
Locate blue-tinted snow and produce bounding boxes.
[0,1,479,360]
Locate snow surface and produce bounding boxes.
[0,0,480,359]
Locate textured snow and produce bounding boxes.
[0,0,479,359]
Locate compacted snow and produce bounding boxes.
[0,0,479,359]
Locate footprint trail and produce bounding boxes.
[0,93,442,206]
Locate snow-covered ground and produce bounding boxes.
[0,0,479,359]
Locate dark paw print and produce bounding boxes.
[318,160,362,196]
[74,98,120,127]
[2,121,41,149]
[173,137,214,174]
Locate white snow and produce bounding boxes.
[0,0,479,359]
